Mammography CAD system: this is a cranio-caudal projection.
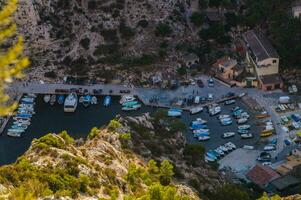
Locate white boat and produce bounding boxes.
[119,95,136,104]
[224,143,234,151]
[238,125,251,130]
[205,156,216,162]
[26,93,37,98]
[237,117,248,124]
[209,106,221,116]
[218,115,230,120]
[241,133,253,139]
[79,96,84,104]
[264,145,276,151]
[243,145,254,150]
[7,132,21,137]
[226,142,236,149]
[215,148,225,156]
[7,129,25,133]
[193,129,210,134]
[190,106,203,115]
[198,136,210,141]
[43,95,51,103]
[14,121,31,126]
[225,99,236,105]
[64,93,78,113]
[222,132,235,138]
[91,96,98,104]
[50,95,56,106]
[219,146,228,152]
[192,118,207,125]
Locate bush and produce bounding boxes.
[190,12,204,27]
[108,119,122,131]
[80,38,90,50]
[44,71,57,79]
[137,19,149,28]
[119,22,135,40]
[155,23,172,37]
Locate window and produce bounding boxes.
[273,60,277,63]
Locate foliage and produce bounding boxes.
[119,21,135,40]
[177,66,187,76]
[257,192,281,200]
[0,0,30,116]
[79,38,90,50]
[199,24,225,41]
[190,12,204,27]
[183,144,205,165]
[58,131,74,145]
[119,132,131,140]
[44,71,57,79]
[87,127,99,139]
[198,0,209,8]
[159,160,174,186]
[155,23,172,37]
[207,184,251,200]
[107,119,122,131]
[122,54,155,67]
[137,19,149,28]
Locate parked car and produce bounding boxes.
[197,79,204,88]
[208,93,213,101]
[208,78,214,87]
[226,92,235,98]
[257,152,271,162]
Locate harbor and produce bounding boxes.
[0,89,265,165]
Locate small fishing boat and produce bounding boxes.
[218,115,230,120]
[13,116,30,121]
[243,145,254,150]
[50,95,56,106]
[64,93,78,112]
[14,121,30,126]
[223,143,234,151]
[226,142,236,149]
[82,95,92,107]
[191,118,207,125]
[261,131,273,137]
[206,152,217,160]
[190,123,208,130]
[21,97,34,103]
[122,104,141,111]
[264,145,276,151]
[168,108,182,117]
[238,125,251,130]
[119,95,136,104]
[209,150,220,158]
[221,118,232,126]
[44,95,51,103]
[57,95,65,105]
[262,128,274,134]
[91,96,98,104]
[238,129,249,134]
[205,156,216,162]
[122,101,139,107]
[16,113,32,118]
[225,99,236,105]
[190,106,203,115]
[79,96,84,104]
[215,148,224,156]
[193,129,210,134]
[198,136,210,141]
[7,132,21,137]
[194,132,209,138]
[11,125,27,130]
[209,106,221,116]
[241,133,253,139]
[237,117,248,124]
[7,128,25,133]
[222,132,235,138]
[219,146,228,152]
[103,96,111,107]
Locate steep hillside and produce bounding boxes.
[0,118,200,199]
[15,0,196,80]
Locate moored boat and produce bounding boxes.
[82,95,92,107]
[238,129,249,134]
[193,129,210,134]
[168,108,182,117]
[122,101,139,107]
[64,93,78,112]
[43,95,51,103]
[7,128,25,133]
[50,95,56,106]
[238,125,251,130]
[218,115,230,120]
[191,118,207,125]
[222,132,235,138]
[91,96,98,104]
[57,95,65,105]
[256,113,270,119]
[261,131,273,137]
[225,99,236,105]
[189,106,203,115]
[122,104,142,111]
[103,96,111,107]
[119,95,136,104]
[190,123,208,130]
[237,117,248,124]
[264,145,276,151]
[7,132,21,137]
[241,133,253,139]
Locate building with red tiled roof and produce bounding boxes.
[246,164,280,188]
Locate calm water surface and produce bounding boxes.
[0,96,261,165]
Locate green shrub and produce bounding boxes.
[80,38,90,50]
[155,23,172,37]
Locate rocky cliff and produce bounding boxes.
[14,0,197,81]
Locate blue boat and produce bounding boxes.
[16,113,32,118]
[83,95,92,107]
[194,132,209,137]
[190,124,208,130]
[103,96,111,107]
[168,108,182,117]
[237,129,249,134]
[57,95,65,105]
[206,152,217,160]
[221,120,232,126]
[21,101,34,105]
[209,150,220,157]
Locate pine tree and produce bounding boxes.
[0,0,29,116]
[159,160,174,186]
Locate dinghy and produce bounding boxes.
[241,133,253,139]
[103,96,111,107]
[238,125,251,130]
[43,95,51,103]
[50,95,56,106]
[222,132,235,138]
[189,106,203,115]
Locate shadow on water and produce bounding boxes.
[0,95,261,165]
